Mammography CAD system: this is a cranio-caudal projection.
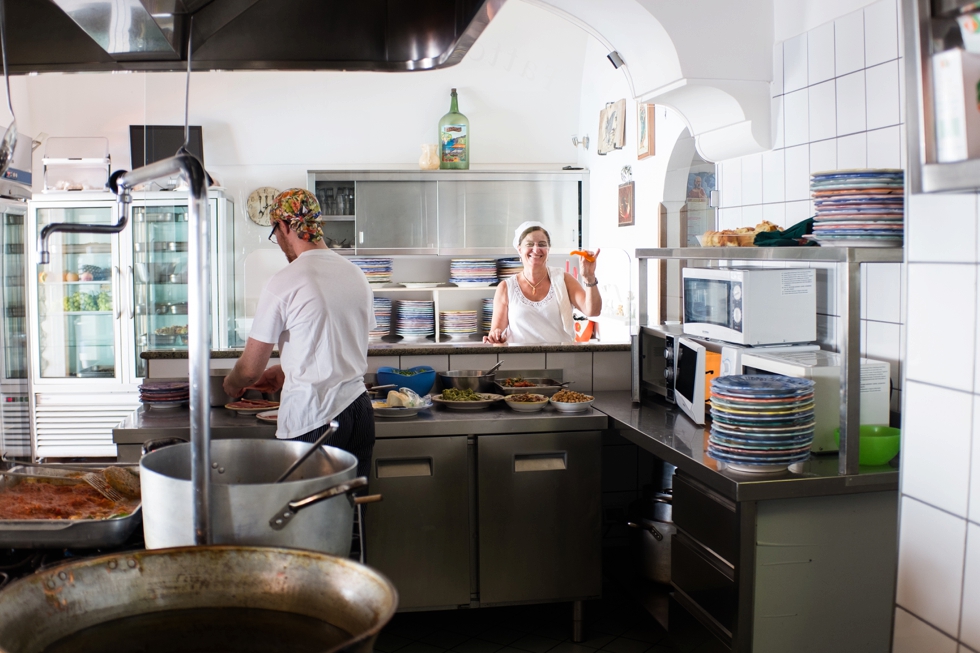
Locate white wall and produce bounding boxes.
[775,0,886,41]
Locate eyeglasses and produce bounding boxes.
[268,222,280,244]
[520,241,550,249]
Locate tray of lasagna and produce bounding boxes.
[0,460,143,548]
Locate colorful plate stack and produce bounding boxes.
[370,297,391,339]
[707,375,816,473]
[496,257,522,280]
[139,380,190,409]
[439,310,478,338]
[809,169,904,248]
[396,300,435,339]
[450,258,498,285]
[481,298,494,332]
[350,257,393,284]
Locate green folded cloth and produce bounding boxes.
[754,217,816,247]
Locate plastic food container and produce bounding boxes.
[834,425,900,466]
[377,366,436,396]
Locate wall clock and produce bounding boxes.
[246,186,280,226]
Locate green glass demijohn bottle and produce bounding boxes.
[439,88,469,170]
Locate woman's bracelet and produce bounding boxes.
[583,277,599,288]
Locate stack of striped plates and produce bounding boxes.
[440,310,478,338]
[450,258,497,285]
[497,257,522,280]
[707,375,816,473]
[808,169,904,248]
[370,297,391,340]
[481,298,494,332]
[350,257,393,284]
[395,300,435,339]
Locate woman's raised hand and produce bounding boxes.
[577,248,600,283]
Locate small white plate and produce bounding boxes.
[372,400,432,417]
[504,395,550,412]
[431,393,503,410]
[550,398,595,413]
[256,410,278,423]
[401,282,442,288]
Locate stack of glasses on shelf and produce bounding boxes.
[807,169,904,248]
[450,258,497,285]
[139,380,190,409]
[496,257,522,281]
[439,310,478,339]
[706,375,816,473]
[481,298,494,333]
[370,297,391,340]
[350,257,393,284]
[395,300,435,340]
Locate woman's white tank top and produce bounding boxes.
[503,266,576,344]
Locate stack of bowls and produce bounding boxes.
[707,375,816,473]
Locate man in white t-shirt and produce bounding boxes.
[223,188,376,477]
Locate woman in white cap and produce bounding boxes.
[483,221,601,344]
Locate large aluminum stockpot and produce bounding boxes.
[140,439,360,554]
[0,546,398,653]
[439,369,496,393]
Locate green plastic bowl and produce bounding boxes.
[834,425,901,466]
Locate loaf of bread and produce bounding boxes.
[702,221,781,247]
[387,390,410,407]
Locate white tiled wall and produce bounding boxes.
[717,0,906,415]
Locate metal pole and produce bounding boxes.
[838,257,862,475]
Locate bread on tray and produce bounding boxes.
[701,221,780,247]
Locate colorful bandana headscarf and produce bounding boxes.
[269,188,324,244]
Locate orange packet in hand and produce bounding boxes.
[570,249,596,262]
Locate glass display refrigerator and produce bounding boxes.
[1,201,30,458]
[26,190,235,459]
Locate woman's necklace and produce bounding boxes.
[523,270,545,295]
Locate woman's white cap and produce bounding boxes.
[513,221,549,251]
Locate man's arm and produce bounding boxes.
[223,338,276,398]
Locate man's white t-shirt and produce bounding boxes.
[249,249,376,439]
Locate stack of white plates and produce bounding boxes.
[450,258,497,285]
[396,300,435,339]
[370,297,391,339]
[481,298,494,332]
[808,169,904,248]
[439,310,478,337]
[350,257,393,284]
[707,375,816,474]
[496,257,522,280]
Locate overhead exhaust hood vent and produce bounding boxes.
[9,0,504,72]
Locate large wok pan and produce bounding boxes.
[0,546,397,653]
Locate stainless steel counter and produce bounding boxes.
[592,391,899,502]
[113,404,608,461]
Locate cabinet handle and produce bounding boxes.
[514,453,566,472]
[113,266,122,319]
[376,458,432,478]
[359,231,364,245]
[127,266,134,319]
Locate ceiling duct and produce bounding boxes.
[8,0,504,72]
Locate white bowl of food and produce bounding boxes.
[503,394,550,413]
[549,390,595,413]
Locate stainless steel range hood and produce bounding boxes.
[8,0,504,72]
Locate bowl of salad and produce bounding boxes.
[377,366,436,396]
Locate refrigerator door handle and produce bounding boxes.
[113,265,122,319]
[127,265,134,319]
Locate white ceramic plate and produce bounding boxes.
[504,395,550,412]
[550,398,595,413]
[431,393,503,410]
[256,410,278,423]
[371,400,432,418]
[224,401,280,416]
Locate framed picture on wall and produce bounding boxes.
[618,181,635,226]
[598,99,627,155]
[637,103,655,159]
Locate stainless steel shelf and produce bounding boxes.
[635,247,904,263]
[921,160,980,193]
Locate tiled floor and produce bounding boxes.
[376,580,727,653]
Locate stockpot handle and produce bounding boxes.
[627,520,664,541]
[268,476,379,531]
[142,437,187,456]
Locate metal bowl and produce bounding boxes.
[438,370,496,394]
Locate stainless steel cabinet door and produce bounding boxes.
[438,180,579,251]
[355,181,438,250]
[365,436,470,609]
[477,430,601,605]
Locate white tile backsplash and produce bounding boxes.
[892,607,959,653]
[837,132,868,169]
[784,32,808,93]
[962,524,980,649]
[785,199,811,226]
[784,89,810,147]
[837,70,868,136]
[905,264,976,392]
[449,353,497,372]
[784,145,810,201]
[865,263,902,323]
[808,21,836,85]
[400,354,449,373]
[366,356,399,374]
[896,496,967,637]
[497,353,546,370]
[865,0,899,68]
[721,158,742,208]
[809,138,837,175]
[593,351,631,391]
[761,149,785,204]
[762,202,787,229]
[836,10,866,76]
[771,96,785,149]
[772,42,784,97]
[902,382,972,518]
[908,193,977,264]
[809,80,838,143]
[866,125,902,169]
[866,60,901,130]
[741,153,763,206]
[544,352,593,393]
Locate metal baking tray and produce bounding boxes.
[494,378,568,397]
[0,462,143,548]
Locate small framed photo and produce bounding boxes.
[637,103,655,159]
[618,182,635,227]
[598,99,627,155]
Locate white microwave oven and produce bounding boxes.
[682,268,817,345]
[738,350,891,453]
